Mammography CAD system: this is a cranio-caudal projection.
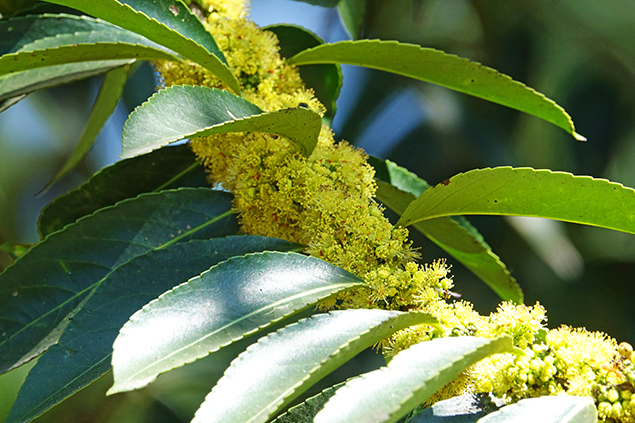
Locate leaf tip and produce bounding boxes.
[574,131,587,142]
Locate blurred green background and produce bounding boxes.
[1,0,635,421]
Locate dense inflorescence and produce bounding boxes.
[154,1,635,420]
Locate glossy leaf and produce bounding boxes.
[121,85,322,158]
[288,40,584,140]
[7,236,303,423]
[478,396,597,423]
[0,188,237,375]
[397,167,635,235]
[270,382,345,423]
[109,253,367,394]
[0,242,32,261]
[0,60,132,107]
[369,157,522,303]
[266,24,342,122]
[0,15,184,75]
[43,0,241,93]
[315,336,513,423]
[338,0,366,40]
[38,144,208,237]
[41,65,130,192]
[190,310,437,423]
[1,14,121,54]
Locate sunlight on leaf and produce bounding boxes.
[122,85,321,158]
[397,167,635,235]
[289,40,585,140]
[6,236,302,423]
[191,310,437,423]
[109,253,366,394]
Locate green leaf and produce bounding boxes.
[6,236,303,423]
[265,24,342,123]
[270,382,345,423]
[43,0,241,94]
[38,144,208,237]
[108,253,367,395]
[369,157,522,303]
[337,0,366,40]
[0,60,132,106]
[397,167,635,235]
[0,188,237,375]
[121,85,322,158]
[288,41,585,141]
[315,336,513,423]
[190,309,437,423]
[1,14,120,55]
[478,396,597,423]
[40,65,130,192]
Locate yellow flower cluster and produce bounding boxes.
[154,1,635,420]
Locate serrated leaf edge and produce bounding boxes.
[289,40,584,140]
[121,85,321,158]
[109,252,364,393]
[398,166,635,227]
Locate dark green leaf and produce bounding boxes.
[0,28,181,76]
[405,393,504,423]
[38,144,208,237]
[478,396,597,423]
[288,41,585,141]
[121,85,322,158]
[270,382,345,423]
[0,0,38,15]
[190,310,437,423]
[1,14,120,55]
[265,24,342,122]
[40,65,130,192]
[43,0,241,93]
[315,336,513,423]
[6,236,303,423]
[337,0,366,40]
[0,188,237,375]
[0,60,133,106]
[369,157,522,303]
[397,167,635,235]
[108,253,367,394]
